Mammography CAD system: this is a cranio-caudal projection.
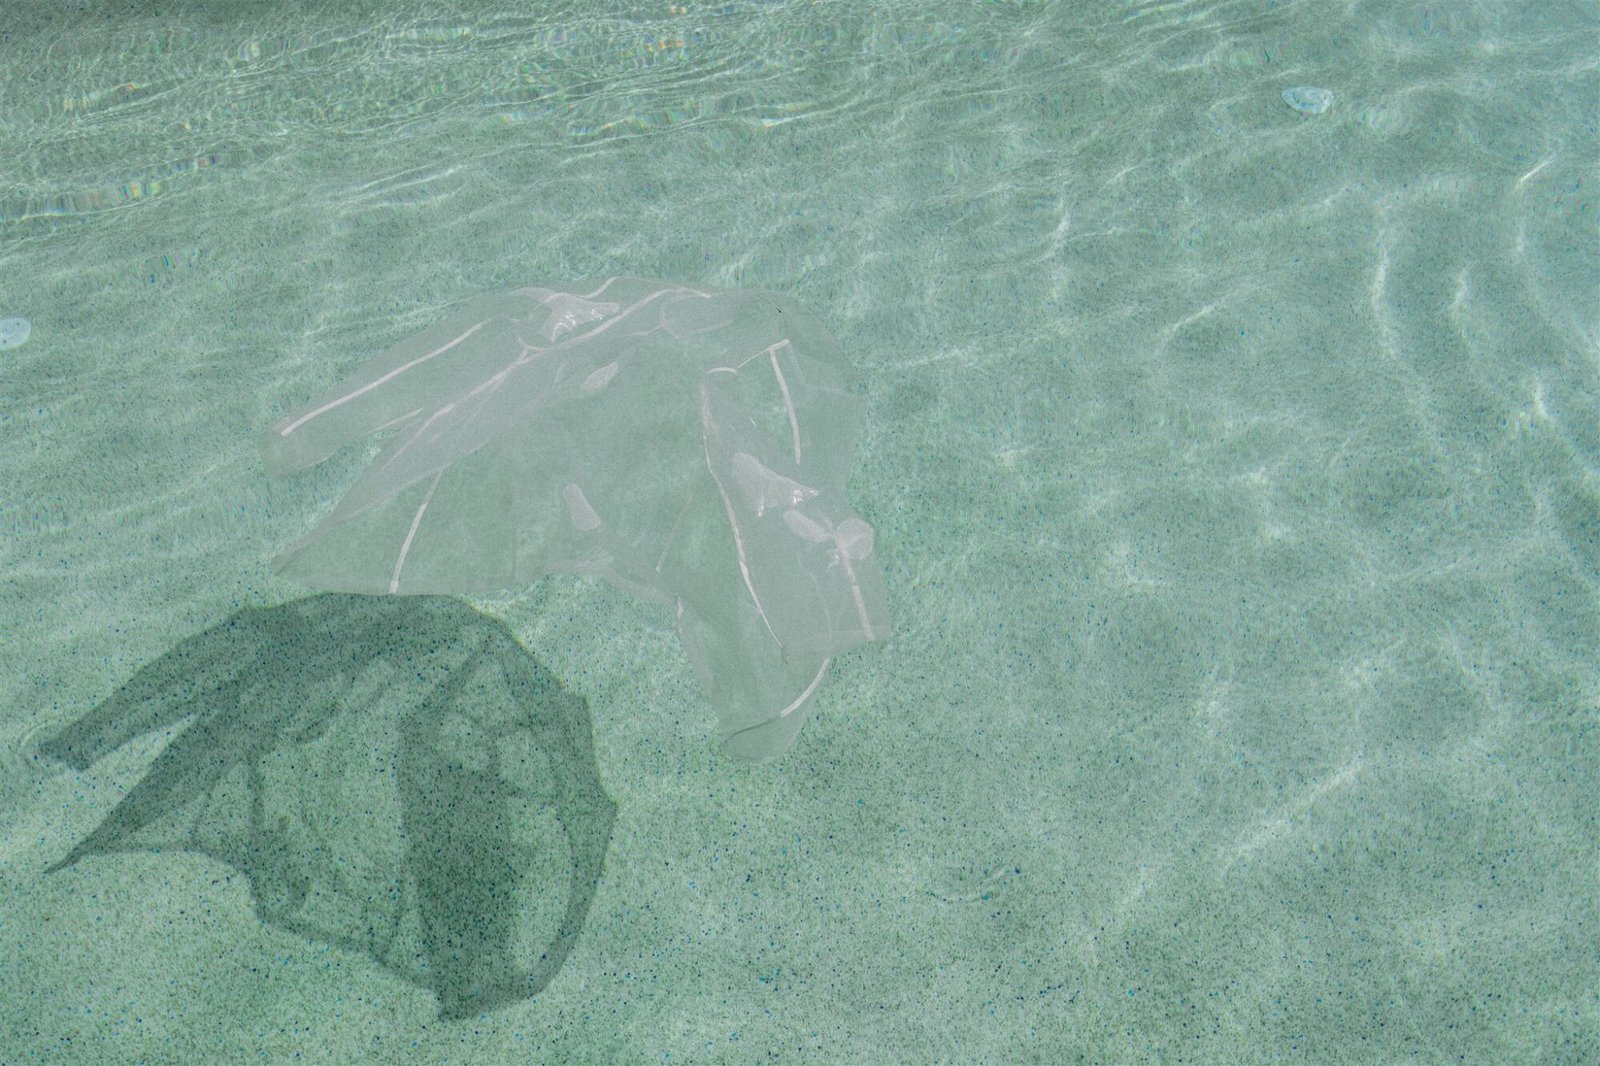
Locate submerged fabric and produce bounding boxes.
[263,277,891,759]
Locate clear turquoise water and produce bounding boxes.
[1,0,1595,1060]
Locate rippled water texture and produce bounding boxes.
[2,0,1594,1060]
